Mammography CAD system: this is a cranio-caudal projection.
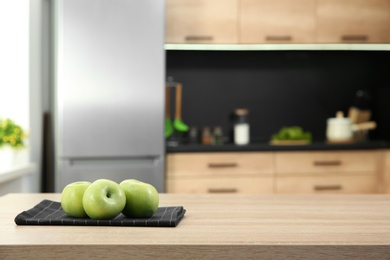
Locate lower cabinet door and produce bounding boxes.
[167,177,274,194]
[276,175,378,194]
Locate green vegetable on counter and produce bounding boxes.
[271,126,312,142]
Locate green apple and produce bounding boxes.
[61,181,92,218]
[82,179,126,220]
[119,179,159,218]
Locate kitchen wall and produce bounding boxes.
[26,0,52,193]
[166,50,390,142]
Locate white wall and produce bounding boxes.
[25,0,46,192]
[27,0,53,192]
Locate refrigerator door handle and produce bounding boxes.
[64,156,163,168]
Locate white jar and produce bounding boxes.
[234,109,250,145]
[234,123,250,145]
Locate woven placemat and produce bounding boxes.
[15,199,185,227]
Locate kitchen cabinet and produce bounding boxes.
[166,152,274,194]
[384,150,390,193]
[240,0,317,44]
[275,151,381,193]
[167,177,273,194]
[275,150,380,174]
[276,175,378,194]
[317,0,390,43]
[166,150,383,194]
[165,0,390,48]
[165,0,238,44]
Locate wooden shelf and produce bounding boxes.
[165,43,390,51]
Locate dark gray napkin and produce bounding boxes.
[15,199,185,227]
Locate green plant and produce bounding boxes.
[0,118,27,149]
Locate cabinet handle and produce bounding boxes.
[265,35,292,41]
[208,163,238,168]
[185,35,213,41]
[341,35,368,42]
[314,185,343,191]
[208,188,238,193]
[313,160,342,166]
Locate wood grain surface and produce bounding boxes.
[1,193,390,259]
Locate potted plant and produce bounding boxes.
[0,118,27,168]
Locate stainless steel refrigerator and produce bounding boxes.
[53,0,165,192]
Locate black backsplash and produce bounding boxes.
[166,50,390,142]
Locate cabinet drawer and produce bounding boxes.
[276,175,378,194]
[275,151,379,175]
[167,152,274,177]
[167,176,274,194]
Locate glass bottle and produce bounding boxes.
[202,127,212,145]
[212,127,224,145]
[234,109,250,145]
[189,126,199,144]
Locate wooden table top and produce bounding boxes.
[2,193,390,259]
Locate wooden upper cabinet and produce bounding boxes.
[166,0,238,44]
[317,0,390,43]
[239,0,317,43]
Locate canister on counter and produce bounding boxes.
[201,126,212,145]
[234,109,250,145]
[212,126,224,145]
[189,126,199,144]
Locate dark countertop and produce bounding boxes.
[166,140,389,153]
